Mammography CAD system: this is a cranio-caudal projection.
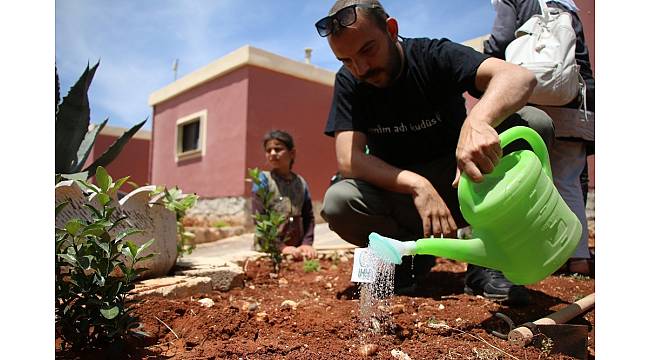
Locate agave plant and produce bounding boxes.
[55,61,146,180]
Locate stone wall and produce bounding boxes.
[184,197,326,245]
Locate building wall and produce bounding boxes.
[150,68,249,198]
[245,66,337,201]
[84,129,150,187]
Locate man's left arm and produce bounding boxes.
[453,57,536,186]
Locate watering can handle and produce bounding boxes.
[499,126,552,179]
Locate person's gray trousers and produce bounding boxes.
[321,106,555,249]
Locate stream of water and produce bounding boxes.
[356,250,396,342]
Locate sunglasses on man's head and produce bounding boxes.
[315,3,384,37]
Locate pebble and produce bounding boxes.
[231,300,258,313]
[391,349,412,360]
[197,298,215,308]
[278,277,289,286]
[358,344,378,357]
[438,304,445,310]
[280,300,298,310]
[255,311,269,322]
[390,304,405,314]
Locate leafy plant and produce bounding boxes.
[55,166,154,351]
[248,167,285,272]
[212,220,228,229]
[303,259,321,273]
[55,62,146,181]
[152,186,199,258]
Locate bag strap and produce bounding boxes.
[538,0,550,20]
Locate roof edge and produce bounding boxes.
[148,45,335,106]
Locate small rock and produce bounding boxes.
[428,320,449,329]
[231,300,258,313]
[248,285,256,290]
[417,303,434,312]
[280,300,298,310]
[325,282,332,289]
[278,278,289,286]
[269,273,278,279]
[255,311,269,322]
[391,349,412,360]
[330,264,338,271]
[358,344,378,357]
[197,298,215,308]
[438,304,445,310]
[314,275,324,283]
[370,317,382,334]
[390,304,405,314]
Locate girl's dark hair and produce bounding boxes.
[263,130,294,150]
[263,130,296,168]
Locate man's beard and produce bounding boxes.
[360,38,403,88]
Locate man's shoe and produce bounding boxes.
[464,265,530,306]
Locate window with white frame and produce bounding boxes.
[175,110,207,161]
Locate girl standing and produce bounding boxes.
[252,130,316,260]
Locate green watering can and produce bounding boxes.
[369,126,581,285]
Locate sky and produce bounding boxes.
[55,0,496,130]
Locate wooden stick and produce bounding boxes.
[508,293,595,346]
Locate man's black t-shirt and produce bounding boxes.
[324,37,489,167]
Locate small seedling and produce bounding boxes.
[212,220,228,229]
[248,168,285,272]
[303,259,321,273]
[540,336,554,357]
[152,186,198,258]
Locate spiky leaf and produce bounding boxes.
[83,119,147,177]
[59,172,89,182]
[55,61,99,174]
[55,65,60,112]
[71,118,108,173]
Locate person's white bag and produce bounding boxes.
[505,0,582,106]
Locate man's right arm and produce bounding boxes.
[334,130,457,236]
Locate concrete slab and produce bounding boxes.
[131,223,356,298]
[183,223,355,265]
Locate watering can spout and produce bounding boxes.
[413,236,500,270]
[368,232,500,270]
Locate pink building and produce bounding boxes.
[148,46,337,201]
